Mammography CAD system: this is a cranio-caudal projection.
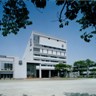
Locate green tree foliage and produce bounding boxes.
[73,60,85,76]
[55,63,67,71]
[64,92,96,96]
[55,63,71,77]
[0,0,96,42]
[56,0,96,42]
[0,0,32,36]
[73,59,95,77]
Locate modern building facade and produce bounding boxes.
[23,32,67,78]
[0,55,26,79]
[0,32,67,79]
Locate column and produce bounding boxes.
[49,70,51,78]
[39,64,42,78]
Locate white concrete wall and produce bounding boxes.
[48,50,52,54]
[0,57,14,62]
[57,51,60,55]
[39,36,66,49]
[61,52,64,56]
[43,49,47,54]
[0,57,14,70]
[23,36,33,62]
[36,66,54,70]
[13,57,26,79]
[53,51,56,55]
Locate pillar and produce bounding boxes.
[49,70,51,78]
[39,64,42,78]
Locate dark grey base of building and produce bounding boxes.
[0,71,13,79]
[27,70,58,78]
[27,62,58,78]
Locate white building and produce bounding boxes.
[23,32,67,78]
[0,32,67,79]
[0,55,26,79]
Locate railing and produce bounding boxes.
[33,44,66,52]
[33,51,66,59]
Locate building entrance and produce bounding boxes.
[36,70,58,78]
[36,70,49,78]
[27,63,37,78]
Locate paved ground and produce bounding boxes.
[0,78,96,96]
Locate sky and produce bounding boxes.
[0,1,96,65]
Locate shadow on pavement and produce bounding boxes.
[64,92,96,96]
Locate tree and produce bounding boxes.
[73,59,95,77]
[0,0,96,42]
[0,0,32,36]
[55,63,71,77]
[55,63,66,77]
[73,60,85,76]
[84,59,95,77]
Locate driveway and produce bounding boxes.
[0,78,96,96]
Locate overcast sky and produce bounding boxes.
[0,1,96,64]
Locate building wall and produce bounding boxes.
[0,32,67,79]
[0,56,14,71]
[39,36,66,49]
[0,56,26,79]
[0,56,14,79]
[32,32,67,66]
[23,33,33,62]
[13,58,26,79]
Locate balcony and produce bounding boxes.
[33,44,66,52]
[33,51,66,59]
[36,65,55,70]
[33,55,66,62]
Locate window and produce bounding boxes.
[64,52,66,56]
[41,59,45,61]
[51,56,57,58]
[19,60,22,65]
[42,64,46,66]
[47,49,48,54]
[34,59,40,61]
[34,48,40,52]
[46,60,50,62]
[34,54,40,56]
[41,55,48,57]
[56,51,57,55]
[4,63,13,70]
[33,35,39,44]
[30,49,32,51]
[62,44,64,48]
[52,50,53,54]
[59,57,65,59]
[30,39,32,46]
[60,52,61,56]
